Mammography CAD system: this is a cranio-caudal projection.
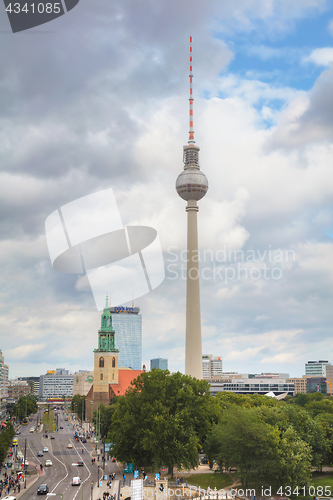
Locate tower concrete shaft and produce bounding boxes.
[185,199,203,379]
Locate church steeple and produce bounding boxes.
[95,295,118,352]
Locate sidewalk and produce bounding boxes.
[0,463,44,499]
[92,478,119,500]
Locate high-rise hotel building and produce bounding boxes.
[110,306,142,370]
[202,354,223,379]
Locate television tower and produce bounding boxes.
[176,37,208,379]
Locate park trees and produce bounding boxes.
[204,406,280,487]
[257,404,330,471]
[12,394,38,420]
[204,405,312,489]
[0,422,16,463]
[108,369,216,476]
[71,394,85,420]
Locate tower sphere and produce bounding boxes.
[176,168,208,201]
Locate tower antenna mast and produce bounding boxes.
[189,36,195,145]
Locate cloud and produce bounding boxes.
[304,47,333,66]
[6,344,46,360]
[1,0,333,379]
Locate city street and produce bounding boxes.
[12,408,121,500]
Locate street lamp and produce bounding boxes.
[97,466,103,487]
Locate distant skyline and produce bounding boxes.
[1,1,333,379]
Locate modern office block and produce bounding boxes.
[305,360,330,376]
[150,358,168,371]
[39,372,73,400]
[110,306,142,370]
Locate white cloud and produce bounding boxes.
[6,344,45,360]
[304,47,333,66]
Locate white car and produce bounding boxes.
[43,447,48,452]
[71,477,81,486]
[45,460,52,467]
[67,443,73,449]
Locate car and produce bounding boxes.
[59,426,63,429]
[2,496,17,500]
[43,447,48,452]
[15,431,21,435]
[37,451,43,457]
[50,435,55,439]
[45,460,52,467]
[71,477,81,486]
[67,443,73,448]
[24,460,29,466]
[77,460,84,466]
[37,484,49,495]
[82,438,86,443]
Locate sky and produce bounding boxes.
[1,0,333,379]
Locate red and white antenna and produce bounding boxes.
[189,36,195,145]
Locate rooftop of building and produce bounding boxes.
[110,306,140,314]
[109,369,144,396]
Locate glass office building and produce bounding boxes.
[150,358,168,370]
[110,306,142,370]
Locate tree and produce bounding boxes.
[257,404,330,472]
[204,406,312,489]
[0,422,16,462]
[71,394,86,420]
[109,370,216,477]
[204,407,280,487]
[274,426,312,488]
[12,394,38,419]
[98,399,118,438]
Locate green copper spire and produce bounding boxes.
[100,295,113,332]
[94,295,118,353]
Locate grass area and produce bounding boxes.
[226,473,333,500]
[42,410,57,432]
[184,473,233,490]
[311,473,333,490]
